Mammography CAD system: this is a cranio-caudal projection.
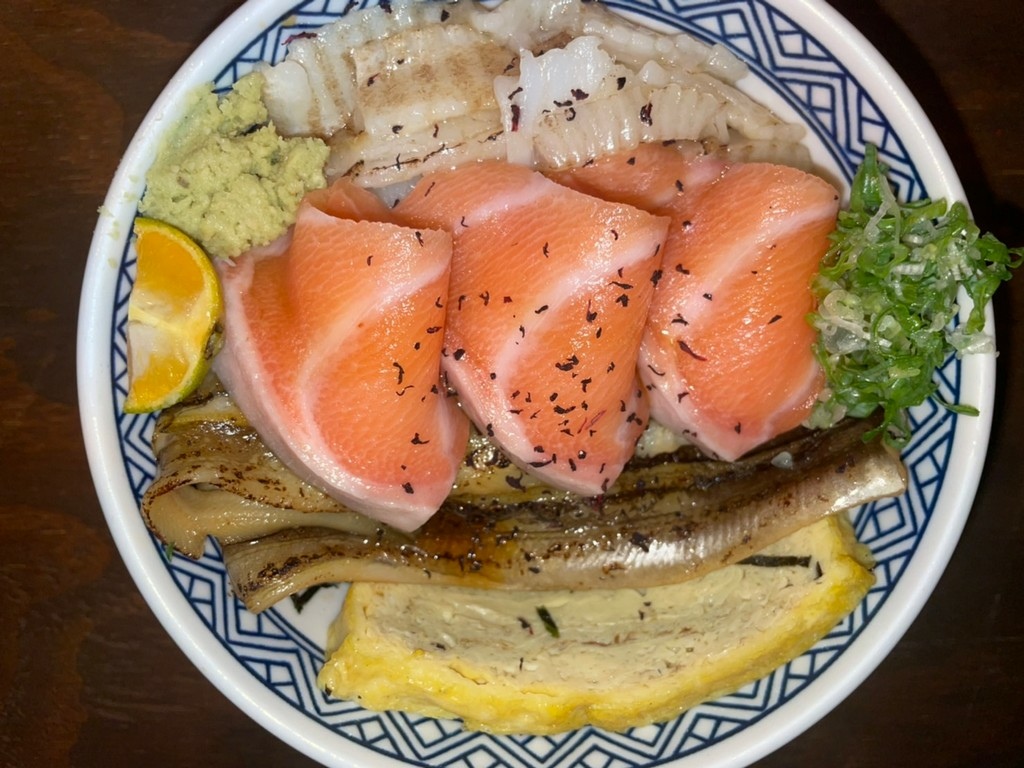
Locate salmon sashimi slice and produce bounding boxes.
[213,181,469,531]
[641,163,838,459]
[396,160,669,495]
[302,178,398,222]
[554,146,839,460]
[548,142,726,213]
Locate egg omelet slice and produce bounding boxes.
[318,513,874,735]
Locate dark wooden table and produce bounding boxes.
[2,1,1021,766]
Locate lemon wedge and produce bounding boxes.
[318,514,874,735]
[123,218,223,413]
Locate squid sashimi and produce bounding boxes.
[213,181,469,531]
[554,144,839,460]
[396,160,669,495]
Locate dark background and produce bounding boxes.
[1,1,1021,765]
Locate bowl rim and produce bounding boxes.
[76,1,993,766]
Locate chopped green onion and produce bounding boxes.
[536,606,560,638]
[808,144,1021,447]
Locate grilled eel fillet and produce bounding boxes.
[140,376,905,611]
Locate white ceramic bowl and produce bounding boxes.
[77,1,994,766]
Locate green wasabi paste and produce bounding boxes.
[139,72,329,260]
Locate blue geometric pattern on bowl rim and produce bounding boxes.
[109,1,957,765]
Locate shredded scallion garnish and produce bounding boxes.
[808,144,1021,447]
[536,606,560,638]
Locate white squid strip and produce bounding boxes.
[574,4,748,83]
[284,37,352,137]
[701,136,813,170]
[530,82,725,169]
[352,23,515,142]
[262,0,480,137]
[496,35,618,167]
[469,0,582,51]
[258,59,315,137]
[327,111,506,188]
